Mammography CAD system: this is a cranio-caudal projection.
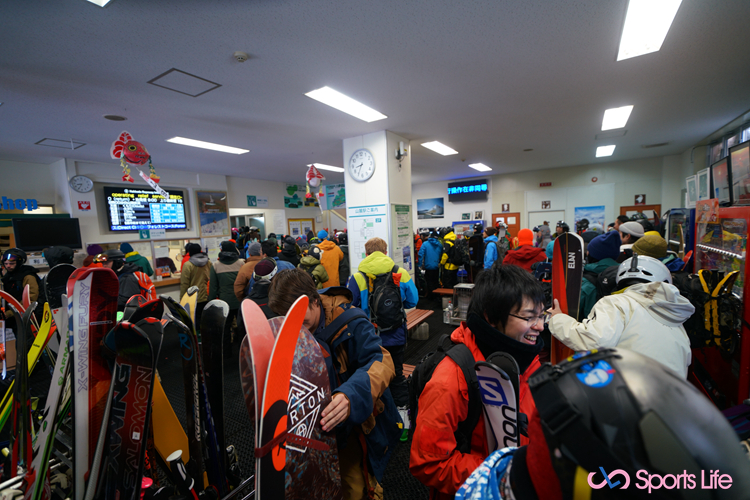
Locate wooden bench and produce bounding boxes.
[406,309,434,331]
[433,288,454,296]
[403,363,416,378]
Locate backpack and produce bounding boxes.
[447,239,470,266]
[360,265,406,333]
[133,270,157,300]
[407,334,481,453]
[302,264,321,287]
[582,265,619,301]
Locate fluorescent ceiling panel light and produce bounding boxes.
[421,141,458,156]
[468,163,492,172]
[308,163,345,173]
[596,145,616,157]
[617,0,682,61]
[166,137,248,154]
[602,105,634,130]
[86,0,113,6]
[305,86,387,122]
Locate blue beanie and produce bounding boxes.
[120,242,134,254]
[587,231,621,261]
[545,240,555,260]
[317,230,328,240]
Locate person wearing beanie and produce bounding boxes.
[233,241,263,302]
[317,229,328,241]
[120,242,154,277]
[209,240,244,358]
[502,228,547,272]
[579,231,621,318]
[246,258,279,319]
[632,233,668,259]
[618,220,644,255]
[317,233,344,288]
[87,244,104,257]
[180,243,213,326]
[297,244,328,289]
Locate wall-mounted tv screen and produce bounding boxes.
[13,217,82,251]
[447,179,488,202]
[103,186,187,231]
[730,141,750,205]
[711,157,732,205]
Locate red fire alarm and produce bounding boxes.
[591,177,598,183]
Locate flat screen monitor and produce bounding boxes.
[730,141,750,205]
[12,217,82,251]
[103,186,187,231]
[711,157,732,205]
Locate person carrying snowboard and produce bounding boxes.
[548,254,693,378]
[502,228,546,272]
[269,268,401,500]
[418,230,443,297]
[410,264,546,499]
[298,244,329,289]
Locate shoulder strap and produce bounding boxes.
[446,344,481,454]
[323,306,369,344]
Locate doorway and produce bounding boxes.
[492,212,521,238]
[528,211,564,231]
[620,204,661,230]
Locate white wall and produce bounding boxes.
[0,159,59,207]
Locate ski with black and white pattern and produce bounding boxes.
[551,232,584,364]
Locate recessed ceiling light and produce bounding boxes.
[468,163,492,172]
[617,0,682,61]
[421,141,458,156]
[103,114,127,121]
[166,137,248,154]
[86,0,113,6]
[307,163,344,173]
[602,105,634,130]
[305,86,387,122]
[596,145,616,157]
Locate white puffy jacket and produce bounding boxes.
[549,282,694,378]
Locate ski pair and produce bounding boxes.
[551,232,584,364]
[475,353,522,452]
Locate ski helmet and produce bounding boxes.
[495,221,508,230]
[616,254,672,286]
[439,227,453,238]
[2,248,27,265]
[523,348,750,499]
[556,221,570,233]
[576,218,589,232]
[473,222,484,234]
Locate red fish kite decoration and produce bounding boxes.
[110,131,160,183]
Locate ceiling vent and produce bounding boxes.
[148,68,222,97]
[642,142,669,149]
[35,138,86,149]
[104,114,127,121]
[595,130,627,140]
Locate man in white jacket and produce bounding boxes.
[548,255,694,378]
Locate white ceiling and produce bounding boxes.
[2,0,749,186]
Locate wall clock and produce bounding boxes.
[69,175,94,193]
[348,148,375,182]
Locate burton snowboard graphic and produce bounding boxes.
[551,232,584,364]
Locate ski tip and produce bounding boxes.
[187,286,199,296]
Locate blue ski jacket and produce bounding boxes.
[347,251,418,347]
[418,237,443,270]
[483,235,499,269]
[312,287,402,481]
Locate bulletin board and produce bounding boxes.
[288,218,315,237]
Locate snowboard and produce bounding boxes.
[551,232,584,364]
[255,295,308,500]
[239,299,276,427]
[475,361,519,451]
[122,294,149,322]
[0,290,39,335]
[70,267,119,500]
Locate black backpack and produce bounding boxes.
[582,265,619,301]
[447,239,470,266]
[360,265,405,333]
[408,334,481,453]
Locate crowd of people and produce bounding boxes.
[2,211,748,499]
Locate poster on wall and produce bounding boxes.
[289,220,302,236]
[574,205,605,232]
[284,184,319,208]
[196,190,229,237]
[417,197,444,219]
[697,168,710,201]
[346,204,390,271]
[325,183,346,210]
[391,204,413,274]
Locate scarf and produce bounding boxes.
[467,313,543,374]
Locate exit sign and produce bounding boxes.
[539,182,552,187]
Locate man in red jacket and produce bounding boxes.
[410,264,546,499]
[502,228,547,272]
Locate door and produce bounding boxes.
[620,204,661,230]
[528,210,565,231]
[492,212,521,238]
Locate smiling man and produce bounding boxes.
[410,264,546,499]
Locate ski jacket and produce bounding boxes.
[180,253,213,303]
[502,245,547,272]
[298,256,328,289]
[116,262,143,311]
[414,236,423,266]
[483,235,499,269]
[233,255,262,302]
[419,237,443,270]
[1,265,40,305]
[440,232,460,271]
[538,224,552,248]
[579,258,620,318]
[318,240,344,288]
[277,243,300,268]
[347,251,418,347]
[124,251,154,277]
[313,288,401,482]
[409,322,541,499]
[208,252,244,310]
[246,282,276,319]
[548,282,694,378]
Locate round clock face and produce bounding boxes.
[349,149,375,182]
[69,175,94,193]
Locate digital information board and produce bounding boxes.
[104,186,187,231]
